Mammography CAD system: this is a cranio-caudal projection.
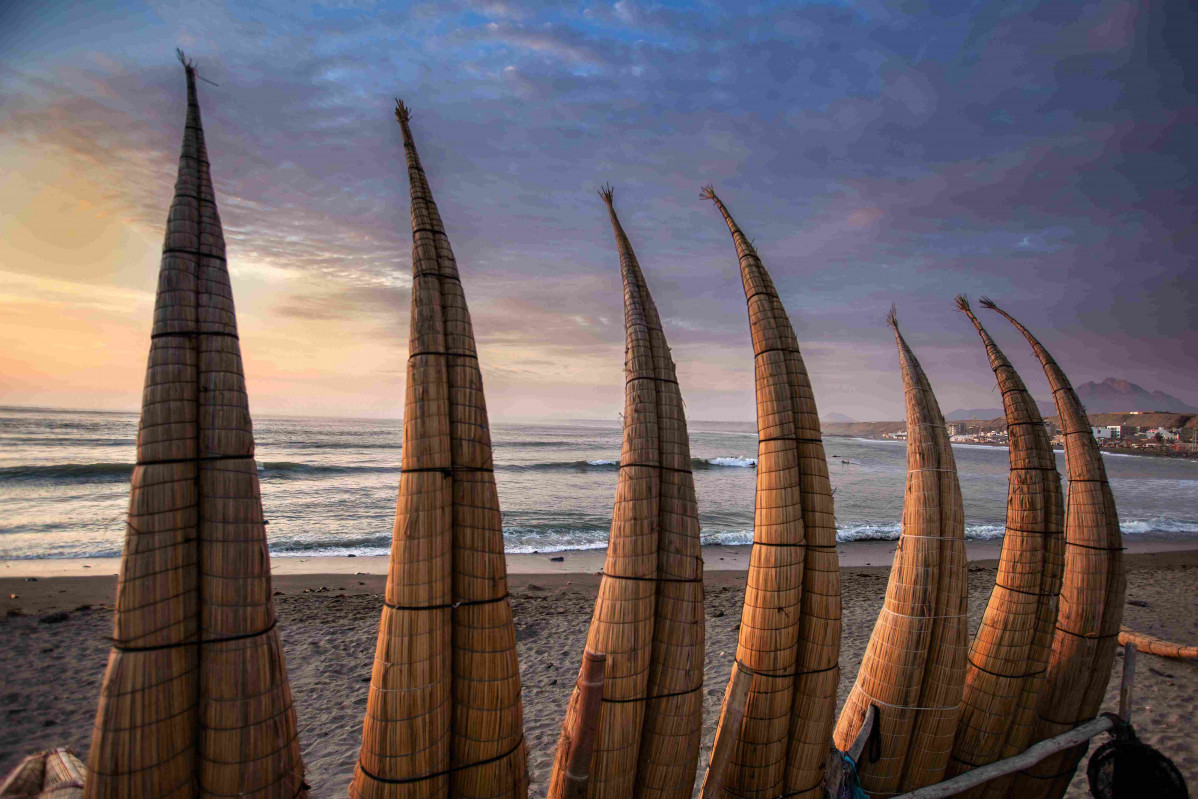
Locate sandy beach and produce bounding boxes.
[4,543,1197,797]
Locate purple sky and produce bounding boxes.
[1,0,1194,421]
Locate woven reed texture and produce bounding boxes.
[1,748,86,798]
[984,300,1125,799]
[1117,628,1198,660]
[349,101,526,799]
[945,298,1065,799]
[549,188,704,799]
[699,188,840,799]
[84,56,306,799]
[832,310,967,798]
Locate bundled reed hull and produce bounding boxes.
[985,300,1125,799]
[699,188,840,799]
[832,310,967,796]
[549,188,704,799]
[1,748,86,798]
[84,55,305,799]
[946,298,1065,799]
[349,102,526,799]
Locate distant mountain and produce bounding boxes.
[1075,378,1198,413]
[820,412,856,424]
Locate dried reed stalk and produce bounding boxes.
[550,187,704,799]
[833,307,967,797]
[1117,628,1198,660]
[1,748,87,798]
[84,53,306,799]
[983,299,1125,799]
[350,101,526,799]
[946,297,1065,799]
[698,187,840,799]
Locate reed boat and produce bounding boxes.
[984,299,1125,799]
[548,187,705,799]
[84,53,306,799]
[832,308,968,797]
[946,297,1065,799]
[1,748,87,798]
[698,187,840,799]
[349,101,527,799]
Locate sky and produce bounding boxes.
[0,0,1194,422]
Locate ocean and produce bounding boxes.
[2,406,1196,560]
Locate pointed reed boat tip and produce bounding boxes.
[954,294,971,313]
[978,296,999,311]
[394,98,411,124]
[175,47,193,70]
[885,303,899,329]
[699,184,717,201]
[598,182,614,204]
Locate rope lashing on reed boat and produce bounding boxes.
[758,435,824,444]
[150,330,239,340]
[849,690,961,713]
[879,607,967,621]
[598,572,703,583]
[993,581,1058,598]
[383,592,510,612]
[1064,542,1126,552]
[1009,466,1063,471]
[160,248,227,262]
[733,659,839,679]
[410,226,448,237]
[110,619,278,652]
[626,375,680,385]
[136,453,253,467]
[600,684,703,703]
[996,526,1064,536]
[411,271,462,283]
[399,465,494,476]
[407,350,478,359]
[356,734,526,785]
[965,656,1047,680]
[752,347,812,359]
[1054,626,1120,640]
[618,462,693,474]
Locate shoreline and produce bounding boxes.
[6,538,1198,583]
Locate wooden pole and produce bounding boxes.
[891,716,1115,799]
[550,651,607,799]
[700,662,754,799]
[1119,642,1137,723]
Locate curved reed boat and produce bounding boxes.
[833,308,968,797]
[349,101,527,799]
[2,748,86,798]
[697,187,840,799]
[946,297,1065,798]
[548,187,704,799]
[84,53,306,799]
[984,299,1125,799]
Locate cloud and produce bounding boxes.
[1,0,1195,419]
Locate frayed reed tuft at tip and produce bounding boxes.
[394,99,412,124]
[886,303,899,329]
[699,184,717,201]
[978,296,998,310]
[598,183,614,203]
[176,48,193,69]
[954,294,971,313]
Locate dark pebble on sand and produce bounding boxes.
[75,604,91,611]
[25,577,37,582]
[527,584,545,591]
[550,556,564,562]
[43,719,57,727]
[1128,599,1150,607]
[39,611,69,624]
[347,554,356,557]
[710,609,725,618]
[549,679,558,685]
